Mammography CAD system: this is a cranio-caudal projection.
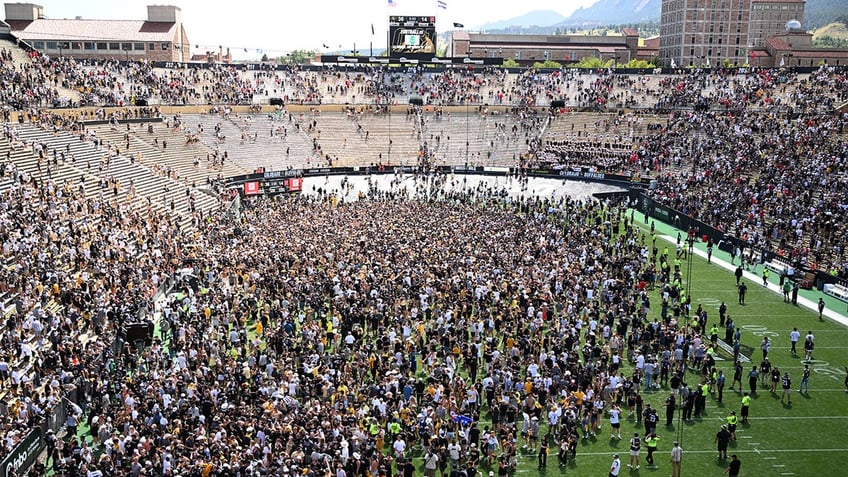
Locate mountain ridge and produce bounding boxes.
[474,0,838,33]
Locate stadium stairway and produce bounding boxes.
[88,121,250,188]
[9,124,219,231]
[177,112,319,171]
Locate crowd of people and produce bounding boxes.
[3,169,739,477]
[0,39,846,477]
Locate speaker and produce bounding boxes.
[124,322,154,346]
[551,100,565,108]
[135,98,148,106]
[270,97,284,106]
[409,97,423,106]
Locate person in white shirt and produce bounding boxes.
[609,404,622,439]
[609,453,621,477]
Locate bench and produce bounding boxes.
[823,283,848,303]
[765,260,788,276]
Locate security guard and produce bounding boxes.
[726,411,738,440]
[644,432,660,466]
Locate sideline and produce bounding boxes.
[629,209,848,328]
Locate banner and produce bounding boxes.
[1,428,42,477]
[244,181,260,196]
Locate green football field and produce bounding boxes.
[56,206,848,477]
[491,210,848,477]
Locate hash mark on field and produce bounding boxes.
[740,436,753,439]
[763,457,776,460]
[772,464,786,467]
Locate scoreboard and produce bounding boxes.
[388,15,437,59]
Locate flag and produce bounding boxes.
[670,58,677,69]
[437,0,447,9]
[388,0,396,6]
[780,56,785,67]
[453,22,464,28]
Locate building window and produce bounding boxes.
[84,42,95,50]
[162,43,170,50]
[96,42,107,50]
[121,42,132,51]
[71,42,81,50]
[109,42,120,50]
[46,41,57,49]
[33,41,44,49]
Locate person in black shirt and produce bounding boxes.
[538,434,549,468]
[664,394,676,426]
[725,454,741,476]
[400,458,415,477]
[715,425,731,460]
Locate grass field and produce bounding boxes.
[54,207,848,477]
[482,211,848,477]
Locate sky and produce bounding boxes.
[26,0,599,59]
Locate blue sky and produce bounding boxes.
[25,0,598,59]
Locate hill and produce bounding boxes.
[479,10,566,31]
[804,0,848,29]
[473,0,843,36]
[555,0,661,28]
[811,21,848,48]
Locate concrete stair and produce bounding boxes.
[7,123,220,231]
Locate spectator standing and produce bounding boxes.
[716,425,731,460]
[799,364,810,394]
[789,327,800,357]
[609,453,622,477]
[781,372,792,405]
[670,441,682,477]
[748,366,759,395]
[725,454,741,477]
[628,432,641,469]
[738,281,747,305]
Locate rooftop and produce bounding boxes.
[7,18,178,42]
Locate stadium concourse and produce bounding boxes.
[0,38,846,477]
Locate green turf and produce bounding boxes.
[482,211,848,477]
[54,208,848,477]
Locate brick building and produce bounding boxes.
[450,30,639,67]
[750,23,848,67]
[659,0,804,67]
[4,3,190,62]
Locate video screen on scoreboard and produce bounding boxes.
[389,15,437,58]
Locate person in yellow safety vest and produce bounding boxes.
[695,382,709,417]
[710,368,718,394]
[673,257,681,272]
[644,433,660,466]
[726,411,738,440]
[710,325,719,345]
[741,393,751,423]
